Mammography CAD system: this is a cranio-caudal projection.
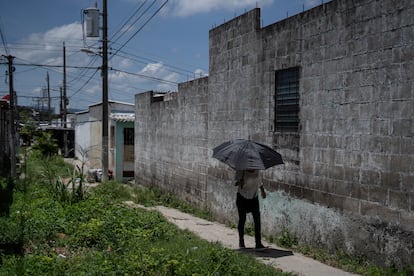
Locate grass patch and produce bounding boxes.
[128,184,213,221]
[0,154,286,275]
[131,185,414,276]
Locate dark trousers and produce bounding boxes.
[236,192,261,246]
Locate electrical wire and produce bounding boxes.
[110,0,169,60]
[110,0,150,44]
[13,62,98,70]
[68,68,100,99]
[115,49,195,76]
[66,53,100,87]
[111,67,177,85]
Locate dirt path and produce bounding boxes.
[124,201,358,276]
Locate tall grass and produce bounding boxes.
[0,153,286,275]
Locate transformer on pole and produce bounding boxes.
[84,5,100,38]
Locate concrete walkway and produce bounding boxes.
[124,201,358,276]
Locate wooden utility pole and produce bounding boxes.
[6,55,16,177]
[46,72,51,125]
[60,87,63,127]
[102,0,109,181]
[63,42,68,157]
[82,0,108,179]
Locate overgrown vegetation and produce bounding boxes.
[0,148,285,275]
[122,184,414,275]
[131,185,213,221]
[266,225,413,276]
[2,142,412,275]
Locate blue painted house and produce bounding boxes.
[109,112,135,182]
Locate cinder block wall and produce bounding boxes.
[135,0,414,268]
[135,78,209,205]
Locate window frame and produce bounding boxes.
[123,127,134,146]
[274,67,300,132]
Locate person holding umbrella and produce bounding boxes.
[234,169,266,249]
[212,139,284,250]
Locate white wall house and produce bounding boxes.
[74,101,135,181]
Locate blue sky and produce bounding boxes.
[0,0,328,111]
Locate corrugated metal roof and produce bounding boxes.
[109,112,135,122]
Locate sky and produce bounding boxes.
[0,0,329,112]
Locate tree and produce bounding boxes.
[32,132,58,157]
[19,109,37,146]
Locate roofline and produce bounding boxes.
[88,100,134,108]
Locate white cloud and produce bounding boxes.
[135,62,179,91]
[16,22,84,64]
[140,62,164,75]
[194,68,207,77]
[166,0,274,17]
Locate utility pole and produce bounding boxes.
[46,72,51,125]
[63,42,67,128]
[6,55,16,177]
[60,87,63,127]
[101,0,109,181]
[63,42,68,157]
[82,0,109,180]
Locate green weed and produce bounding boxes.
[276,226,298,248]
[0,152,286,275]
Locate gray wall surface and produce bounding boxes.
[135,0,414,268]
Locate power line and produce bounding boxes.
[67,54,100,86]
[111,67,177,85]
[68,68,100,99]
[110,0,169,60]
[115,50,195,76]
[12,62,98,70]
[110,0,150,44]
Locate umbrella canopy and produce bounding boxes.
[212,139,284,170]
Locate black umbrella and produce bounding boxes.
[212,139,284,170]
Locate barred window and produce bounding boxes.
[275,67,300,132]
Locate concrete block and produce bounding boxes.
[361,169,380,186]
[380,172,402,190]
[392,119,412,136]
[343,167,360,183]
[360,200,379,217]
[369,186,388,205]
[401,175,414,192]
[290,185,303,199]
[342,196,360,214]
[399,210,414,232]
[349,183,369,201]
[389,189,410,211]
[302,187,315,203]
[390,154,413,173]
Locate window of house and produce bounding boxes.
[275,67,300,132]
[123,128,134,145]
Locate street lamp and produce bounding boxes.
[80,48,97,55]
